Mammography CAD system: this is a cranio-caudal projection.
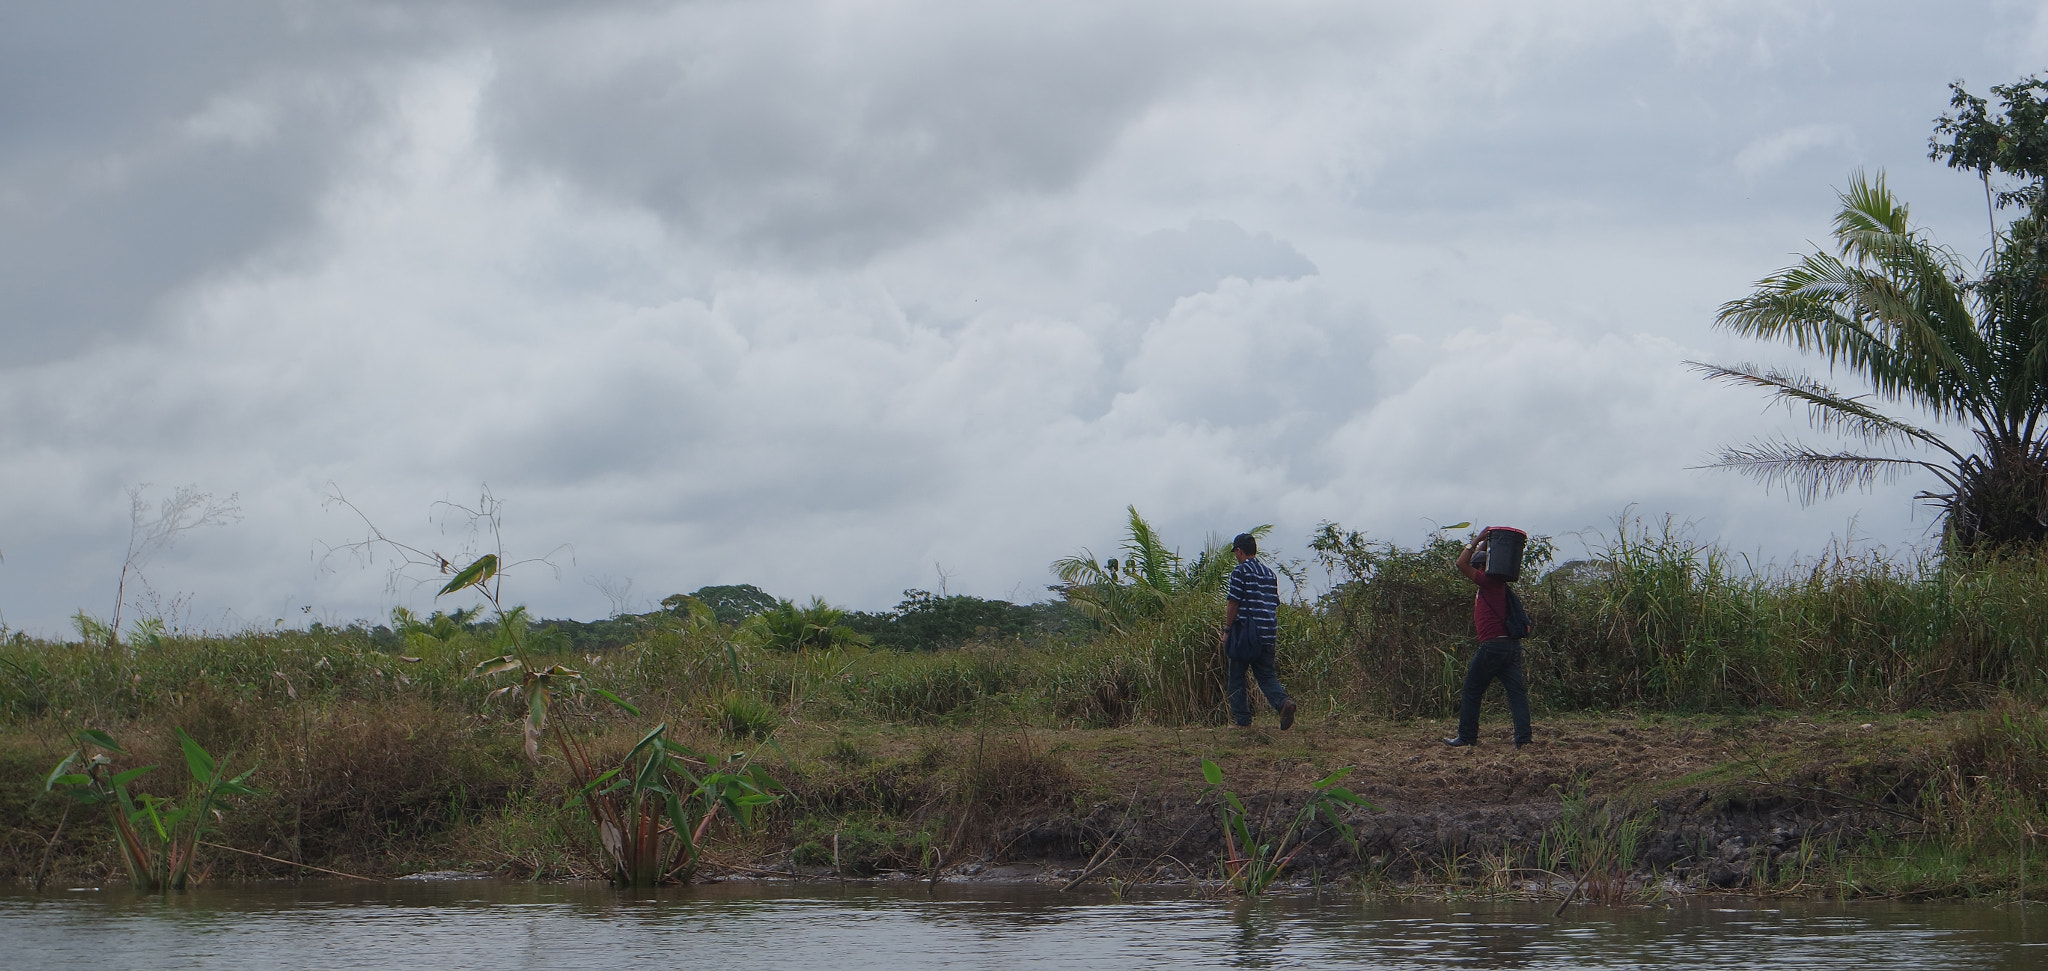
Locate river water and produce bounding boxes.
[3,879,2044,969]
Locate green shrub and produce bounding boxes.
[707,691,779,740]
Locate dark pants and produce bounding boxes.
[1456,638,1531,744]
[1228,645,1290,726]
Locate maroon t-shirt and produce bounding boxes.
[1472,573,1510,641]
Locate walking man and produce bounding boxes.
[1444,528,1532,748]
[1220,532,1296,730]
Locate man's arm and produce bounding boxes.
[1456,529,1490,585]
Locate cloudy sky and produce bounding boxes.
[5,1,2047,635]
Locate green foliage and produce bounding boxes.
[1199,758,1374,895]
[669,584,781,625]
[44,727,257,893]
[741,597,873,652]
[1931,74,2048,208]
[843,589,1052,651]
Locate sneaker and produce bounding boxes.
[1279,700,1297,731]
[1442,736,1476,747]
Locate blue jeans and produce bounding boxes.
[1456,638,1531,744]
[1228,645,1290,726]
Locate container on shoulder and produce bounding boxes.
[1481,526,1528,582]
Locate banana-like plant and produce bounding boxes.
[579,723,782,886]
[44,728,258,893]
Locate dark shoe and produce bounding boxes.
[1279,700,1297,731]
[1442,736,1476,747]
[1514,739,1532,749]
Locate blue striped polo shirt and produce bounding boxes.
[1226,557,1279,648]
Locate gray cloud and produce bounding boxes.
[483,4,1192,265]
[0,1,2039,635]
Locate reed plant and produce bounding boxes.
[1198,758,1373,895]
[1540,783,1656,905]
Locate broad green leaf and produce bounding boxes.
[628,723,668,761]
[1310,767,1353,790]
[111,766,155,788]
[1200,759,1223,785]
[43,753,79,791]
[634,746,668,793]
[1324,786,1368,806]
[591,688,640,717]
[1444,522,1471,530]
[176,728,216,782]
[583,767,623,796]
[437,554,498,597]
[77,728,125,753]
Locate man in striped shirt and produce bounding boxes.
[1220,532,1296,730]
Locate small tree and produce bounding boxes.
[100,484,239,648]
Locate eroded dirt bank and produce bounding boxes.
[4,712,1984,895]
[732,713,1956,895]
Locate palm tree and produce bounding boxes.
[1053,507,1267,632]
[740,597,871,652]
[1693,170,2048,548]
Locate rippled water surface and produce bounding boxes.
[4,880,2045,969]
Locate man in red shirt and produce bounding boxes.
[1444,527,1532,748]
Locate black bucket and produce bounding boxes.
[1483,526,1528,582]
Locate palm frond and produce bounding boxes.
[1686,361,1966,462]
[1718,173,1987,421]
[1052,550,1110,587]
[1698,441,1951,505]
[1120,505,1182,594]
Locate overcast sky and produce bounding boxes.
[5,1,2048,635]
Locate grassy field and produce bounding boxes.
[5,517,2048,897]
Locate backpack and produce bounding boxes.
[1484,585,1534,640]
[1504,587,1532,639]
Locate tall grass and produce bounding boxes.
[11,514,2048,738]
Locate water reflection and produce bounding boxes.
[0,880,2041,970]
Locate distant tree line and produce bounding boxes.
[346,582,1082,654]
